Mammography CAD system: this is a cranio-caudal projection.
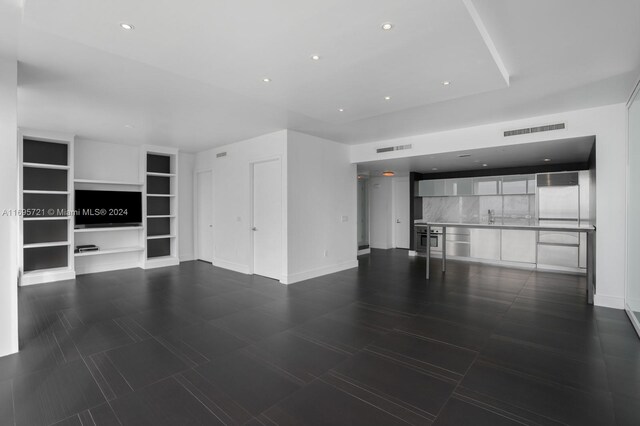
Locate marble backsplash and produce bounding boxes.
[423,195,536,224]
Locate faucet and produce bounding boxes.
[488,209,495,224]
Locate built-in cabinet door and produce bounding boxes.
[470,229,501,260]
[501,230,536,263]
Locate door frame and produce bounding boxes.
[193,168,213,262]
[249,157,285,281]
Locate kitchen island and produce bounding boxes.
[415,221,596,304]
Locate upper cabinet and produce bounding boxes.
[502,174,536,195]
[473,177,500,195]
[418,174,535,197]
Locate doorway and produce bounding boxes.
[393,177,410,249]
[251,159,282,280]
[195,170,213,262]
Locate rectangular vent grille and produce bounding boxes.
[376,144,412,154]
[504,123,565,137]
[216,152,227,158]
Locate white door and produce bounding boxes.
[393,178,410,249]
[196,170,213,262]
[252,159,281,280]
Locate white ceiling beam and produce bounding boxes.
[462,0,510,87]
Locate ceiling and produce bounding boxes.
[9,0,640,151]
[356,136,596,177]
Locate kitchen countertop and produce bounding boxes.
[414,221,595,233]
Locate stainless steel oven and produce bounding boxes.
[416,227,441,252]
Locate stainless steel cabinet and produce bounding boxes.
[501,230,536,263]
[470,229,501,260]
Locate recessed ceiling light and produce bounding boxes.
[432,168,438,171]
[544,158,552,162]
[338,108,345,112]
[382,170,395,177]
[381,22,393,30]
[262,78,271,83]
[384,96,391,100]
[124,124,134,129]
[442,81,451,86]
[120,23,134,30]
[311,55,320,61]
[482,163,488,167]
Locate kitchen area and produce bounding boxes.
[357,136,597,302]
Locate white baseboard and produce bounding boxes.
[594,294,625,309]
[143,257,180,269]
[282,260,358,285]
[20,269,76,286]
[213,258,251,275]
[179,253,195,262]
[357,248,371,256]
[75,260,141,276]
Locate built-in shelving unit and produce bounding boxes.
[19,133,76,285]
[143,148,179,268]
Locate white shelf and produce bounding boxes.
[147,234,176,240]
[147,215,176,218]
[23,190,69,195]
[24,241,70,249]
[75,178,143,186]
[75,246,144,257]
[146,194,175,197]
[23,162,70,170]
[74,226,144,233]
[24,216,70,221]
[23,266,72,276]
[147,172,176,177]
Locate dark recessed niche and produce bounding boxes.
[147,238,171,258]
[23,167,68,192]
[23,194,68,217]
[147,197,171,216]
[24,220,68,244]
[23,139,68,165]
[147,217,171,236]
[147,176,171,194]
[147,154,171,174]
[24,246,68,272]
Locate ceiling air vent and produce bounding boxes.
[216,152,227,158]
[504,123,565,137]
[376,144,412,154]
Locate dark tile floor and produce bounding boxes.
[1,249,639,425]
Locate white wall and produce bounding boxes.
[0,0,20,356]
[285,130,357,283]
[195,130,288,276]
[351,104,628,309]
[369,176,393,249]
[178,153,195,261]
[75,139,140,183]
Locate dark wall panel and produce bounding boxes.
[148,238,171,258]
[147,176,171,195]
[147,197,170,216]
[23,139,68,165]
[147,217,171,236]
[24,220,68,244]
[23,194,68,217]
[147,154,171,174]
[24,246,68,272]
[23,168,68,191]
